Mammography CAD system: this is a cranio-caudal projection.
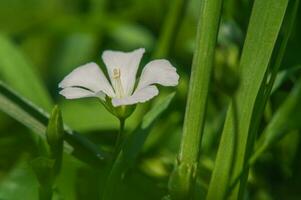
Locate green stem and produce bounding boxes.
[39,186,53,200]
[102,119,126,200]
[114,118,125,158]
[168,0,223,199]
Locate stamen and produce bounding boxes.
[113,68,120,79]
[112,68,124,98]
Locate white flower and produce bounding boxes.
[59,48,179,107]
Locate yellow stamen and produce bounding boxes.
[113,68,120,79]
[112,68,124,98]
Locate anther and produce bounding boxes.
[113,68,120,79]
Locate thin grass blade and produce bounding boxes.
[207,0,289,199]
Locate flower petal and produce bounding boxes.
[59,87,105,100]
[112,85,158,107]
[136,59,179,91]
[102,48,145,96]
[59,62,115,97]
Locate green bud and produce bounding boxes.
[46,105,64,175]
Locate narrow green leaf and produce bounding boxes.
[207,0,289,199]
[228,79,301,194]
[102,93,175,200]
[271,65,301,94]
[227,0,300,193]
[253,78,301,163]
[0,81,109,166]
[169,0,223,199]
[0,35,52,111]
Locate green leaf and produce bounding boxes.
[253,78,301,163]
[125,93,176,163]
[102,93,175,200]
[271,65,301,94]
[0,81,109,166]
[207,0,289,199]
[0,34,52,111]
[226,0,300,193]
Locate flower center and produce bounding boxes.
[112,68,125,98]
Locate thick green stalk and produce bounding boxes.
[153,0,187,58]
[168,0,223,199]
[207,0,289,199]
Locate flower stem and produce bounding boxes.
[39,185,52,200]
[114,118,125,158]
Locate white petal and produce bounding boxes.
[59,87,106,100]
[136,59,179,91]
[112,85,159,107]
[59,62,115,97]
[102,48,145,96]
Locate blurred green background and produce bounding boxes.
[0,0,300,199]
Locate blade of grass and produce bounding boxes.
[168,0,223,199]
[253,77,301,164]
[207,0,289,199]
[0,81,109,166]
[271,65,301,94]
[0,34,52,111]
[228,77,301,194]
[226,0,300,193]
[102,93,175,200]
[234,0,300,196]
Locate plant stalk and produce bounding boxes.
[114,118,125,158]
[168,0,223,199]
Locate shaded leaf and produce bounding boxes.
[0,81,109,166]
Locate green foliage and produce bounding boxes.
[253,78,301,162]
[102,93,175,200]
[0,82,108,165]
[0,0,301,199]
[0,35,52,111]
